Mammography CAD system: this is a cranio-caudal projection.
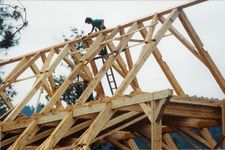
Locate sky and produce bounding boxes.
[1,0,225,106]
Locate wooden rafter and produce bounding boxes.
[0,1,224,150]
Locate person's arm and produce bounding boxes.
[89,25,95,35]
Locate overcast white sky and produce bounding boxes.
[1,0,225,106]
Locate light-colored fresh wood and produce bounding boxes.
[76,22,139,104]
[37,112,75,150]
[8,120,39,150]
[140,102,152,122]
[106,138,130,150]
[94,114,147,142]
[222,100,225,148]
[0,91,14,109]
[179,9,225,94]
[73,104,115,150]
[151,99,162,150]
[199,128,217,148]
[115,9,180,96]
[0,1,223,150]
[119,29,140,89]
[144,13,158,42]
[127,139,139,150]
[163,133,178,150]
[178,127,212,148]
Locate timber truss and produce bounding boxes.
[0,0,224,149]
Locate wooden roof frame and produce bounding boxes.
[0,0,224,149]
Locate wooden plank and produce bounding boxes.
[29,63,56,102]
[119,29,140,89]
[8,120,40,150]
[37,112,75,150]
[6,53,40,83]
[64,120,93,137]
[107,41,139,90]
[154,98,169,122]
[151,100,162,150]
[40,49,57,92]
[144,13,158,42]
[3,92,221,133]
[28,128,54,144]
[0,91,13,109]
[106,138,130,150]
[140,102,152,122]
[127,139,139,150]
[199,128,217,148]
[164,117,221,128]
[106,131,136,141]
[1,135,19,147]
[158,16,205,64]
[1,90,171,132]
[178,127,212,148]
[69,44,104,97]
[0,1,206,67]
[154,47,186,96]
[3,45,70,123]
[29,120,92,145]
[76,22,139,104]
[139,22,185,96]
[73,40,105,97]
[222,100,225,148]
[179,9,225,94]
[173,128,201,149]
[163,133,178,150]
[4,45,71,150]
[1,57,29,82]
[3,93,219,132]
[73,104,115,150]
[171,96,221,107]
[112,89,172,109]
[103,40,139,90]
[40,63,83,113]
[103,111,140,130]
[165,104,220,119]
[0,57,30,93]
[81,27,118,63]
[94,114,146,141]
[115,9,180,96]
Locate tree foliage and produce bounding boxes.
[47,27,94,105]
[0,0,28,50]
[47,75,93,105]
[0,71,17,117]
[0,0,27,117]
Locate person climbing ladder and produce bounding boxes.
[85,17,117,94]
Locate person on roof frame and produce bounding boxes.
[85,17,106,35]
[85,17,107,56]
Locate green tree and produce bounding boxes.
[0,0,28,50]
[47,27,95,105]
[0,0,27,117]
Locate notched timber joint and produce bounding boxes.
[153,97,170,122]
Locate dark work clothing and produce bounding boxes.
[91,19,107,56]
[93,19,107,56]
[92,19,106,31]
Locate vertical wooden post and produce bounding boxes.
[151,100,162,150]
[222,100,225,148]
